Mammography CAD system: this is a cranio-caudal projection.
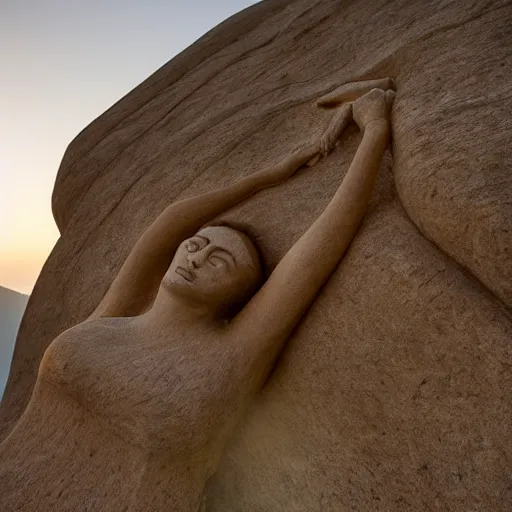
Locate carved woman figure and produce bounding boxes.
[0,81,395,511]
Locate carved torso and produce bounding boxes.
[40,317,242,458]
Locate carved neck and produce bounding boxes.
[141,286,223,332]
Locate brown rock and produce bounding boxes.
[1,0,511,510]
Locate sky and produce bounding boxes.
[1,0,257,295]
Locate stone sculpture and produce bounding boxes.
[0,83,395,511]
[2,0,511,510]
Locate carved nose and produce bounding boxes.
[188,246,211,269]
[188,251,204,269]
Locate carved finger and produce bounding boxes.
[317,77,395,108]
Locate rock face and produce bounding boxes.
[1,0,511,510]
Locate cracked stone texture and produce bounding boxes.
[1,0,511,510]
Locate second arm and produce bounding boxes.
[231,119,390,388]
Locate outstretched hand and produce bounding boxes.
[261,79,396,182]
[352,88,395,132]
[316,79,396,157]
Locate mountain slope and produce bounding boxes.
[0,286,28,398]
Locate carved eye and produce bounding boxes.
[185,240,199,252]
[209,255,227,267]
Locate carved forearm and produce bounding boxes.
[147,142,319,247]
[230,120,390,389]
[319,121,389,247]
[159,177,261,238]
[252,142,320,188]
[281,121,389,289]
[155,145,319,248]
[320,103,353,156]
[299,122,388,281]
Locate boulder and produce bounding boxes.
[1,0,511,510]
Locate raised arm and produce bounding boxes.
[229,88,395,389]
[88,142,320,319]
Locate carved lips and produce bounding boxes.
[175,267,194,282]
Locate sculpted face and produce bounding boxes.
[163,226,262,312]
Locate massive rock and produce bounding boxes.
[1,0,511,509]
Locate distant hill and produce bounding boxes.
[0,286,29,398]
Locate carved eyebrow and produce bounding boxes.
[195,235,210,245]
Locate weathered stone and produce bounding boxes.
[1,0,511,510]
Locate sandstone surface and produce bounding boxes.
[1,0,511,510]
